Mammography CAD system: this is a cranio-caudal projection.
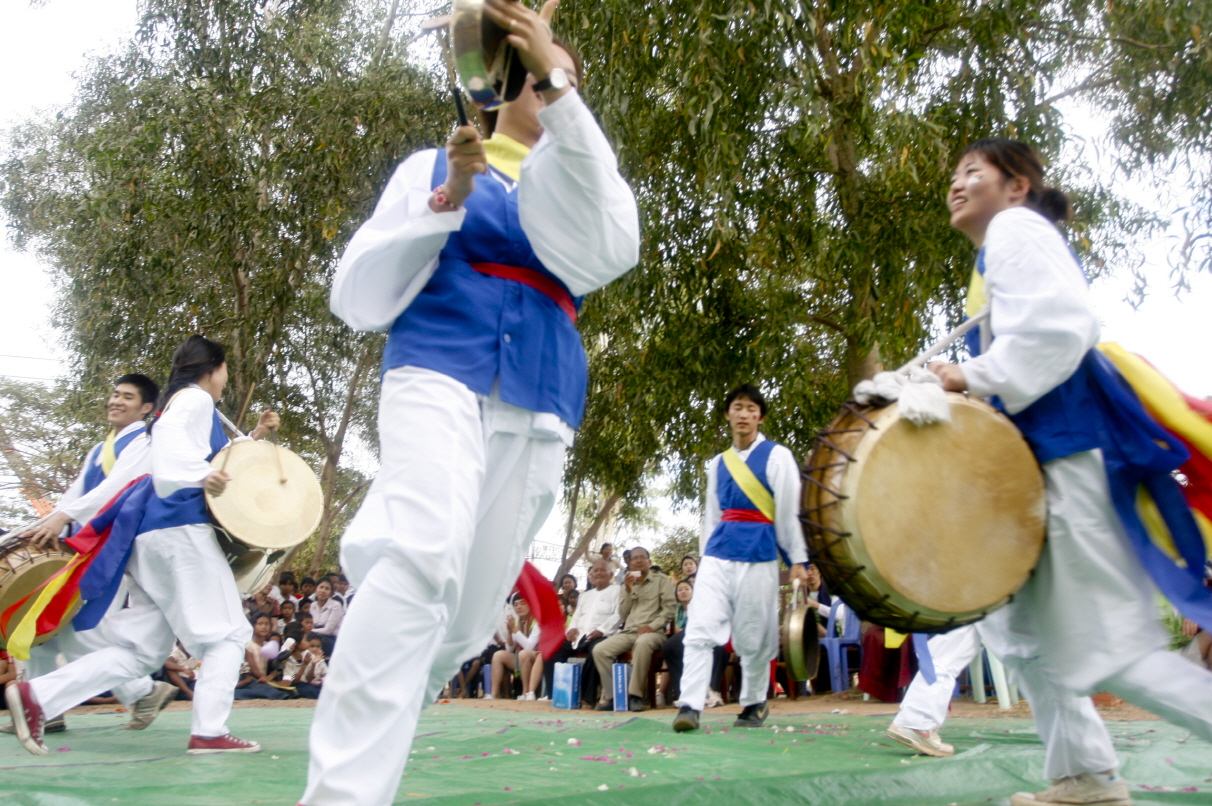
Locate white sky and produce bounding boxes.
[3,0,1210,568]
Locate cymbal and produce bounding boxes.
[207,441,323,550]
[451,0,528,110]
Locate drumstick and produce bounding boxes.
[897,307,990,373]
[270,427,288,485]
[452,85,469,127]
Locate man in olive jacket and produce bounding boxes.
[591,546,676,711]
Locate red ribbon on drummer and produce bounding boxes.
[721,508,773,524]
[471,262,577,324]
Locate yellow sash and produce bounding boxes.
[964,266,986,319]
[721,447,776,522]
[99,429,117,476]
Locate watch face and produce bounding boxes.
[547,67,569,90]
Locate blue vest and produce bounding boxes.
[966,248,1102,464]
[704,440,789,564]
[379,151,588,428]
[138,410,229,534]
[80,426,146,494]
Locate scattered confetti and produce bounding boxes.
[628,767,640,777]
[597,784,609,791]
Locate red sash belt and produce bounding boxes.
[721,508,772,524]
[471,262,577,324]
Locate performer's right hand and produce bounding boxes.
[443,125,487,207]
[27,511,73,551]
[203,469,233,497]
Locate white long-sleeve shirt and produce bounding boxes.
[701,432,809,566]
[150,385,227,498]
[328,89,639,333]
[311,597,344,636]
[57,421,151,524]
[961,207,1100,414]
[568,584,621,647]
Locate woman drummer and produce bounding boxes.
[6,335,280,756]
[928,139,1212,806]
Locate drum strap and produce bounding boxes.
[721,448,776,522]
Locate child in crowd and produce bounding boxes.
[282,633,327,699]
[234,614,290,700]
[164,642,198,700]
[277,600,297,634]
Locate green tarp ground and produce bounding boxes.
[0,705,1208,805]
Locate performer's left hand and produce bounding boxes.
[251,410,281,440]
[27,511,73,551]
[927,362,968,392]
[790,564,810,586]
[637,626,654,635]
[483,0,570,102]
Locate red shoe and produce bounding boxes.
[186,733,262,754]
[4,682,48,756]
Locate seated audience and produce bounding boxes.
[282,633,327,699]
[311,578,344,656]
[234,613,293,700]
[163,642,198,700]
[679,555,699,582]
[592,546,676,711]
[804,562,832,636]
[488,597,543,701]
[298,576,317,608]
[278,574,300,603]
[558,574,578,597]
[332,574,353,606]
[276,600,297,633]
[615,549,633,584]
[244,582,277,619]
[543,560,620,705]
[565,589,580,621]
[858,624,917,703]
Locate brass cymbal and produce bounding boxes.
[451,0,528,110]
[782,583,821,682]
[206,441,323,550]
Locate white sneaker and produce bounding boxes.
[126,682,178,731]
[704,690,724,708]
[537,696,551,702]
[483,694,496,700]
[886,722,955,758]
[654,691,666,707]
[517,692,536,701]
[1009,774,1133,806]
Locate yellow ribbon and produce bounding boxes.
[99,429,117,476]
[7,555,86,660]
[1097,343,1212,458]
[964,266,986,319]
[483,132,530,181]
[721,446,776,522]
[885,629,908,649]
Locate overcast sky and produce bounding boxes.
[3,0,1209,565]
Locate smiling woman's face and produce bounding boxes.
[947,151,1027,243]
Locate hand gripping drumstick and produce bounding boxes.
[214,408,287,484]
[896,307,990,373]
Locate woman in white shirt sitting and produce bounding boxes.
[487,597,542,700]
[311,579,344,656]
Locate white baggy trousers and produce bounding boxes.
[677,556,779,712]
[977,449,1212,778]
[25,614,154,710]
[302,367,567,806]
[28,523,251,738]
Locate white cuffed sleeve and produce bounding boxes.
[150,387,224,498]
[519,91,640,296]
[767,443,808,566]
[961,207,1100,414]
[55,446,94,513]
[701,455,722,555]
[329,149,465,332]
[59,434,151,524]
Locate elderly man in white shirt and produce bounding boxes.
[542,560,620,705]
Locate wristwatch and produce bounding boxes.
[533,67,569,93]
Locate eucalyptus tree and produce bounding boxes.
[1,0,448,553]
[558,0,1206,506]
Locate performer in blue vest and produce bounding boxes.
[928,139,1212,806]
[301,1,638,802]
[4,374,176,736]
[6,336,280,756]
[672,385,809,733]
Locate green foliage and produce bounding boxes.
[649,524,700,578]
[556,0,1199,507]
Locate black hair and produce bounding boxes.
[336,574,347,583]
[150,335,226,433]
[250,612,272,626]
[724,384,768,417]
[630,546,650,559]
[303,632,322,644]
[560,574,577,586]
[114,373,160,407]
[959,138,1072,224]
[680,555,699,569]
[296,611,313,623]
[279,571,297,583]
[600,543,612,551]
[301,576,316,587]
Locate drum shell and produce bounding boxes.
[0,536,79,650]
[801,394,1046,634]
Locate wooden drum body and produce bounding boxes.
[0,537,77,649]
[802,393,1047,633]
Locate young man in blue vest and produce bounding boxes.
[301,1,639,803]
[4,373,177,735]
[673,384,809,732]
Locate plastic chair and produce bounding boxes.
[821,601,862,693]
[967,646,1019,709]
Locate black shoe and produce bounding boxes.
[733,701,770,727]
[672,706,700,732]
[628,695,647,712]
[594,701,614,711]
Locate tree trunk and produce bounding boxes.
[0,421,53,515]
[553,491,622,581]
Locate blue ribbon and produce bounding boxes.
[72,477,155,631]
[912,634,936,685]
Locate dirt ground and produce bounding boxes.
[64,689,1159,721]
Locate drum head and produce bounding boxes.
[849,395,1046,615]
[0,538,77,649]
[207,441,323,550]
